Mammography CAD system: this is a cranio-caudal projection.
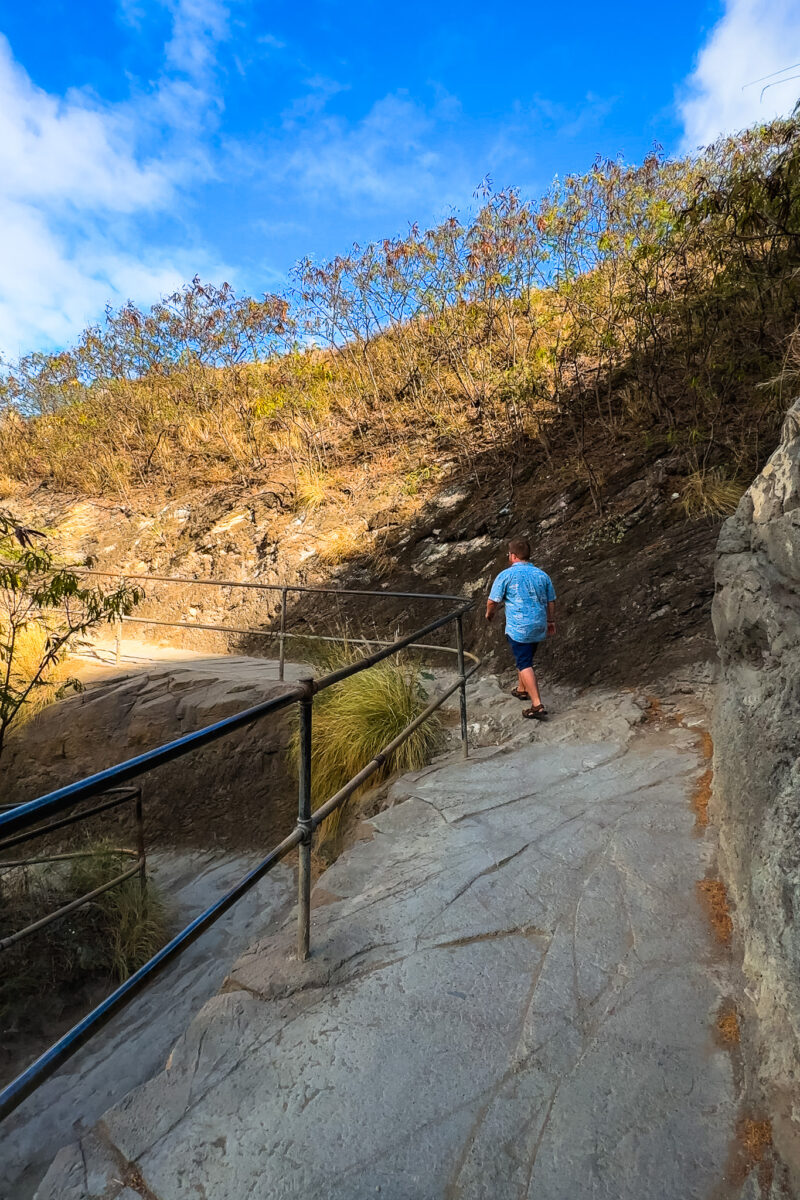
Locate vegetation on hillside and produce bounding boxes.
[1,115,799,508]
[0,511,141,757]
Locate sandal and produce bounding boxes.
[511,687,528,700]
[522,705,548,720]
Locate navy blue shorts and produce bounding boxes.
[506,636,539,671]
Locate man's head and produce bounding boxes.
[508,537,531,564]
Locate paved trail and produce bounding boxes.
[35,716,750,1200]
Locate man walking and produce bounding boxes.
[486,538,556,720]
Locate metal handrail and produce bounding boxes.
[0,787,147,951]
[0,584,478,1121]
[0,788,140,855]
[0,603,468,838]
[79,569,467,675]
[81,568,468,603]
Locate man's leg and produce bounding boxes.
[518,666,542,708]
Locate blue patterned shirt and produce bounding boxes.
[489,562,556,643]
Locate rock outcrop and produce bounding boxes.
[0,655,297,850]
[713,398,800,1179]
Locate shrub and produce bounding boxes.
[289,658,444,836]
[0,510,141,757]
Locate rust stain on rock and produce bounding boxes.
[699,728,714,761]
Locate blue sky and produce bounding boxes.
[1,0,799,357]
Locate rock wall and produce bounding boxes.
[712,398,800,1177]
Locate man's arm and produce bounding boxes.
[547,600,556,637]
[486,572,506,621]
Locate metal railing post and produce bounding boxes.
[456,615,469,760]
[278,588,288,681]
[296,678,314,961]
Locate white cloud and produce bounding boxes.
[165,0,230,76]
[0,200,187,355]
[680,0,800,149]
[281,75,350,125]
[0,39,170,213]
[272,93,467,211]
[0,1,234,360]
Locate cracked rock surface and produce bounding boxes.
[1,853,293,1200]
[35,720,745,1200]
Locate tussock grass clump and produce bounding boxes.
[69,849,167,981]
[294,469,330,511]
[317,524,369,565]
[0,845,166,1029]
[681,468,745,519]
[289,659,444,835]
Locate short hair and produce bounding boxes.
[508,537,531,560]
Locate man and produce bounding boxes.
[485,538,556,720]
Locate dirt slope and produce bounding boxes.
[8,439,721,692]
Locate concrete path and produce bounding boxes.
[34,714,750,1200]
[1,853,292,1200]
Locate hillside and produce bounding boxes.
[3,114,800,1200]
[1,118,798,695]
[0,115,798,699]
[9,431,720,693]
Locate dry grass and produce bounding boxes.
[5,622,75,727]
[0,845,166,1029]
[369,534,395,580]
[696,878,734,946]
[692,767,712,829]
[317,523,370,565]
[288,657,444,838]
[295,470,330,511]
[681,468,746,519]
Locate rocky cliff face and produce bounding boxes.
[713,398,800,1179]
